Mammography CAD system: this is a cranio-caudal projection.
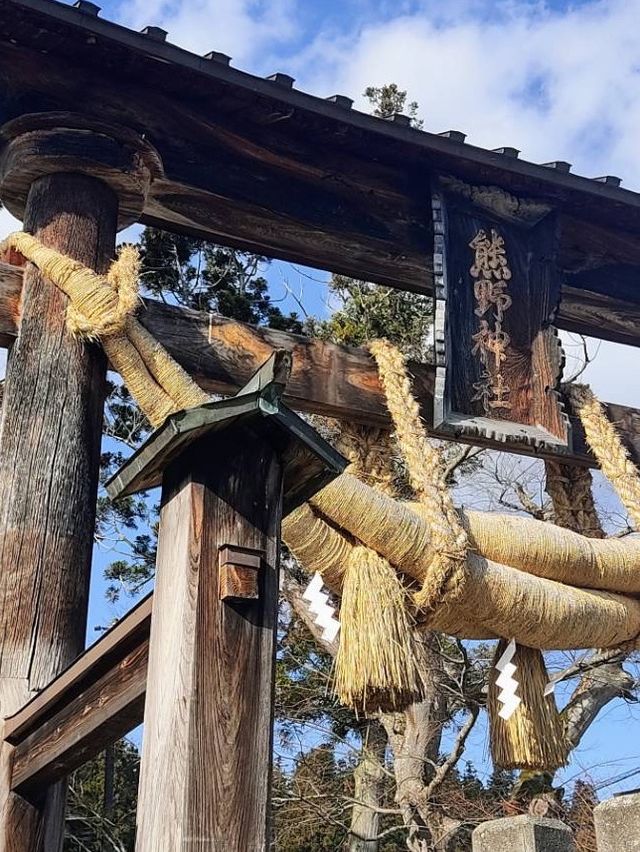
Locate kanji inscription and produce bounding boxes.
[431,180,570,450]
[469,229,513,414]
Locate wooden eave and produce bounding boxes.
[105,390,347,513]
[1,0,640,336]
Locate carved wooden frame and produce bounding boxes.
[432,178,571,452]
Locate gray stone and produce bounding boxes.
[595,792,640,852]
[472,815,575,852]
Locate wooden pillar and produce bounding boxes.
[0,114,156,849]
[0,172,117,850]
[136,427,282,851]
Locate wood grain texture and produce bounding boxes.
[136,426,282,851]
[218,548,262,601]
[1,262,639,466]
[4,3,640,306]
[4,596,151,745]
[0,173,116,851]
[0,599,151,803]
[219,564,260,601]
[436,187,568,448]
[10,638,148,795]
[0,117,157,231]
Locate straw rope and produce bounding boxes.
[6,229,640,695]
[567,383,640,530]
[0,232,210,427]
[284,493,640,648]
[369,340,468,613]
[331,422,427,712]
[308,465,640,595]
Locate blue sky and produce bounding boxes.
[2,0,640,799]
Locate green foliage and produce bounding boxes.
[307,275,433,361]
[64,740,140,851]
[363,83,424,128]
[306,83,431,363]
[138,227,303,330]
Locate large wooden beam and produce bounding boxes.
[1,261,639,466]
[2,0,640,323]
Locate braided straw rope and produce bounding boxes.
[568,384,640,531]
[1,232,210,426]
[9,231,640,661]
[369,339,468,612]
[331,422,427,712]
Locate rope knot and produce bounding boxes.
[66,244,141,340]
[0,232,210,427]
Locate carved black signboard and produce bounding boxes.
[432,177,570,450]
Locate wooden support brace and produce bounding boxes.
[218,546,263,602]
[3,598,151,796]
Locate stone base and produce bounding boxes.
[595,792,640,852]
[472,815,575,852]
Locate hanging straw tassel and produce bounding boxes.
[488,640,568,771]
[334,544,426,713]
[332,424,427,713]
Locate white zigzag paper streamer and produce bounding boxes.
[302,572,341,643]
[495,639,522,721]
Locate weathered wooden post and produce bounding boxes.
[0,114,156,851]
[106,352,345,850]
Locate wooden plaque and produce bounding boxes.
[432,177,570,450]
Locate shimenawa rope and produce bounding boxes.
[5,231,640,769]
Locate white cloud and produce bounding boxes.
[292,0,640,186]
[117,0,300,69]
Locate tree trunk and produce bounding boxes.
[348,721,387,852]
[0,173,115,851]
[381,643,448,852]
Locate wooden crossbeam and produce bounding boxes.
[1,261,640,466]
[3,596,151,795]
[3,0,640,322]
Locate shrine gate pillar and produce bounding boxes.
[0,115,156,851]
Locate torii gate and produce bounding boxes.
[1,0,640,849]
